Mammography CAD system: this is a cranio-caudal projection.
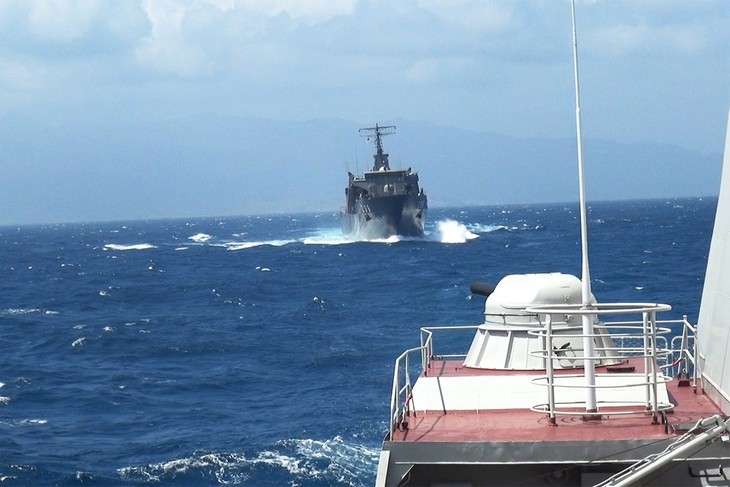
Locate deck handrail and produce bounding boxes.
[669,316,700,389]
[525,302,677,423]
[388,325,480,437]
[388,345,424,438]
[387,316,698,435]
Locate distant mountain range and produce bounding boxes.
[0,113,721,225]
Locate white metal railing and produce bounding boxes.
[525,303,677,423]
[387,315,699,436]
[388,325,479,438]
[669,316,700,388]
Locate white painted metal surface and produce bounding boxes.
[479,273,589,321]
[698,107,730,414]
[410,373,670,412]
[464,273,617,370]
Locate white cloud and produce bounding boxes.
[0,1,148,54]
[236,0,356,25]
[417,0,514,31]
[134,0,216,77]
[0,0,725,155]
[132,0,359,78]
[591,23,706,57]
[24,0,101,42]
[0,58,48,91]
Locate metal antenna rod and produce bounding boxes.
[571,0,597,413]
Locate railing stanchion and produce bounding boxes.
[642,311,651,410]
[545,313,556,425]
[650,311,660,421]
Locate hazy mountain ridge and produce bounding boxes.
[0,113,721,225]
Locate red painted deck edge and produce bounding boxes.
[391,360,722,443]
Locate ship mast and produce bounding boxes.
[360,123,395,171]
[571,0,597,414]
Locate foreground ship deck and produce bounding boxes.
[374,3,730,485]
[378,313,730,486]
[393,358,718,445]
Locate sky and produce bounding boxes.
[0,0,728,224]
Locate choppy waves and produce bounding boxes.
[118,437,379,486]
[97,217,513,252]
[177,218,501,249]
[0,200,715,487]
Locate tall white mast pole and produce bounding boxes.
[571,0,597,413]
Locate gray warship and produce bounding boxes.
[341,124,427,239]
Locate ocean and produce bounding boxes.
[0,197,716,486]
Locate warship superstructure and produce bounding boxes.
[341,124,427,239]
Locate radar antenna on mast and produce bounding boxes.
[359,123,396,171]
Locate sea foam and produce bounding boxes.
[189,233,212,243]
[117,437,377,486]
[430,219,479,244]
[226,240,294,251]
[104,244,156,251]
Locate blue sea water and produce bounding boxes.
[0,197,716,486]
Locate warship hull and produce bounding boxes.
[341,193,427,239]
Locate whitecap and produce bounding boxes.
[75,472,94,482]
[0,397,11,405]
[189,233,212,243]
[226,239,294,251]
[430,220,479,244]
[302,228,354,245]
[117,437,377,485]
[104,243,156,251]
[467,223,515,233]
[379,235,402,244]
[72,337,86,347]
[279,436,381,479]
[118,452,251,484]
[3,308,41,316]
[19,419,47,425]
